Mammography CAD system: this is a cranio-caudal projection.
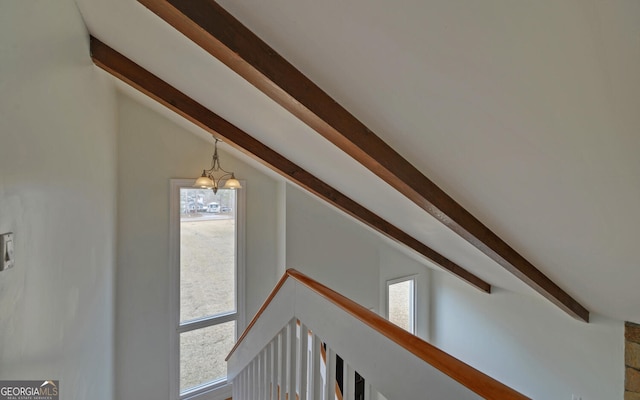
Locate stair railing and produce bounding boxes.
[226,269,530,400]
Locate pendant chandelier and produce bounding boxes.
[193,138,242,194]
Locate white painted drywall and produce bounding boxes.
[285,185,380,310]
[115,92,280,400]
[275,181,287,277]
[0,1,117,399]
[431,273,624,399]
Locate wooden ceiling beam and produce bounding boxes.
[90,36,491,293]
[136,0,589,321]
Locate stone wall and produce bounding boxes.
[626,322,640,399]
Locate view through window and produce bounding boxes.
[387,277,415,334]
[177,186,240,396]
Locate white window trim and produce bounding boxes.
[386,275,417,335]
[169,179,246,400]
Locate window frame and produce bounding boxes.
[169,179,246,400]
[385,275,417,335]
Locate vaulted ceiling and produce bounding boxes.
[76,0,640,323]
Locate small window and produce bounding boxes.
[386,277,416,334]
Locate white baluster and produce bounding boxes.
[237,367,242,400]
[249,361,253,400]
[279,329,287,400]
[363,383,372,400]
[232,373,238,400]
[341,360,348,400]
[266,341,273,400]
[344,363,355,400]
[272,334,279,400]
[260,347,266,400]
[312,334,323,400]
[299,324,309,400]
[288,319,298,400]
[256,355,261,399]
[244,363,249,400]
[238,374,242,400]
[256,350,262,400]
[252,356,258,400]
[247,361,252,400]
[325,347,336,400]
[244,366,250,400]
[295,321,301,399]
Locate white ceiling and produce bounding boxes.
[76,0,640,323]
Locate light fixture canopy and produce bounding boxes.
[193,138,242,194]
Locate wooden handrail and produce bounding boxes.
[227,269,530,400]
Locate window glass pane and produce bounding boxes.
[388,279,414,333]
[180,321,236,393]
[180,188,236,322]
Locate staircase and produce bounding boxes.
[226,269,530,400]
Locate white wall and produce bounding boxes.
[431,273,624,399]
[0,1,117,399]
[115,93,280,400]
[285,185,380,310]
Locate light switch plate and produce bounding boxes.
[1,232,14,271]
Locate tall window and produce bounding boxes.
[386,276,416,334]
[170,180,245,400]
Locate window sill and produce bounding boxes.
[181,380,231,400]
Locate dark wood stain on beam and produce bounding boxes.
[89,36,490,293]
[136,0,589,322]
